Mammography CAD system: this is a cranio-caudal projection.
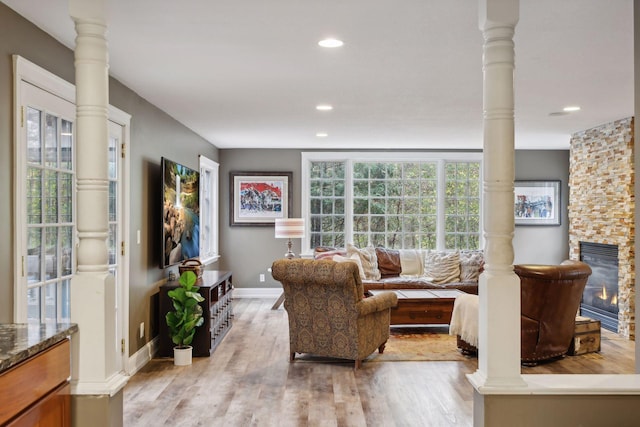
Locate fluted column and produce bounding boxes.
[69,1,127,423]
[470,0,525,390]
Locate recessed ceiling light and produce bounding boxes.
[316,132,328,138]
[318,38,344,48]
[316,104,333,111]
[563,106,581,112]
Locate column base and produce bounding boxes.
[72,389,123,427]
[473,389,640,427]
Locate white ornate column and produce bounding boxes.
[69,0,127,423]
[468,0,525,394]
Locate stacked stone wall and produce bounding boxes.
[569,117,635,339]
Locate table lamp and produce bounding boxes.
[274,218,305,259]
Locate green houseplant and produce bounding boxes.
[165,270,205,365]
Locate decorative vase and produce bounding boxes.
[173,346,193,366]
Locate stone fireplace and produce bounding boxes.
[569,117,635,339]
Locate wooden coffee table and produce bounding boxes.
[368,289,465,325]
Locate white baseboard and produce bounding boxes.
[127,336,159,376]
[233,288,281,298]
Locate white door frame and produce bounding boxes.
[108,107,131,374]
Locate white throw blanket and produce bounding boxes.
[449,293,479,347]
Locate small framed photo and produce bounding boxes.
[229,171,292,226]
[514,180,561,226]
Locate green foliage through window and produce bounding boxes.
[307,157,481,251]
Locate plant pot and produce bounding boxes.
[173,346,193,366]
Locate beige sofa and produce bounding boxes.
[314,245,483,295]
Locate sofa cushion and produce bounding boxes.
[375,247,402,278]
[332,254,366,281]
[347,243,381,280]
[399,249,423,277]
[459,250,484,281]
[422,251,460,284]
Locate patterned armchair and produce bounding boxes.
[271,258,398,369]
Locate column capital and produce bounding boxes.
[479,0,519,31]
[69,0,106,23]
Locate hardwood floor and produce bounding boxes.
[123,298,635,426]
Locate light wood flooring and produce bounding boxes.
[123,298,636,426]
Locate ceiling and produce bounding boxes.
[2,0,634,150]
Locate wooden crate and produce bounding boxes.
[567,316,601,356]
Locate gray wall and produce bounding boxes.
[109,80,218,352]
[0,4,218,355]
[218,149,571,291]
[218,150,303,290]
[513,150,570,264]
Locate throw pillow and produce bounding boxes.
[375,247,402,277]
[314,247,347,260]
[459,250,484,281]
[422,251,460,284]
[346,243,382,280]
[332,254,366,281]
[399,249,423,277]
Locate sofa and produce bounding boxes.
[314,244,483,295]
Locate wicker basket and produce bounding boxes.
[178,258,203,278]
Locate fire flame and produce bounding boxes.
[598,284,618,307]
[601,285,608,301]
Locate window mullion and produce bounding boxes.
[436,160,446,250]
[345,159,354,245]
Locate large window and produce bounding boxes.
[302,152,482,253]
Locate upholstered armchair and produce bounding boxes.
[271,258,398,369]
[454,260,592,364]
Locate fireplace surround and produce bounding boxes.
[568,117,635,339]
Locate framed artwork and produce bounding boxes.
[514,180,561,226]
[230,171,292,226]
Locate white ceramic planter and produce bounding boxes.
[173,346,193,366]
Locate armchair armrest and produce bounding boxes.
[357,291,398,316]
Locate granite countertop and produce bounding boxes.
[0,323,79,373]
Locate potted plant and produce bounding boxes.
[165,270,205,365]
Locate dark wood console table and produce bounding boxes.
[158,270,233,357]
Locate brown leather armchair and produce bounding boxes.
[457,260,592,364]
[272,258,398,369]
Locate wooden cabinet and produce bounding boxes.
[159,270,233,357]
[0,339,70,426]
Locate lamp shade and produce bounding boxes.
[275,218,305,239]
